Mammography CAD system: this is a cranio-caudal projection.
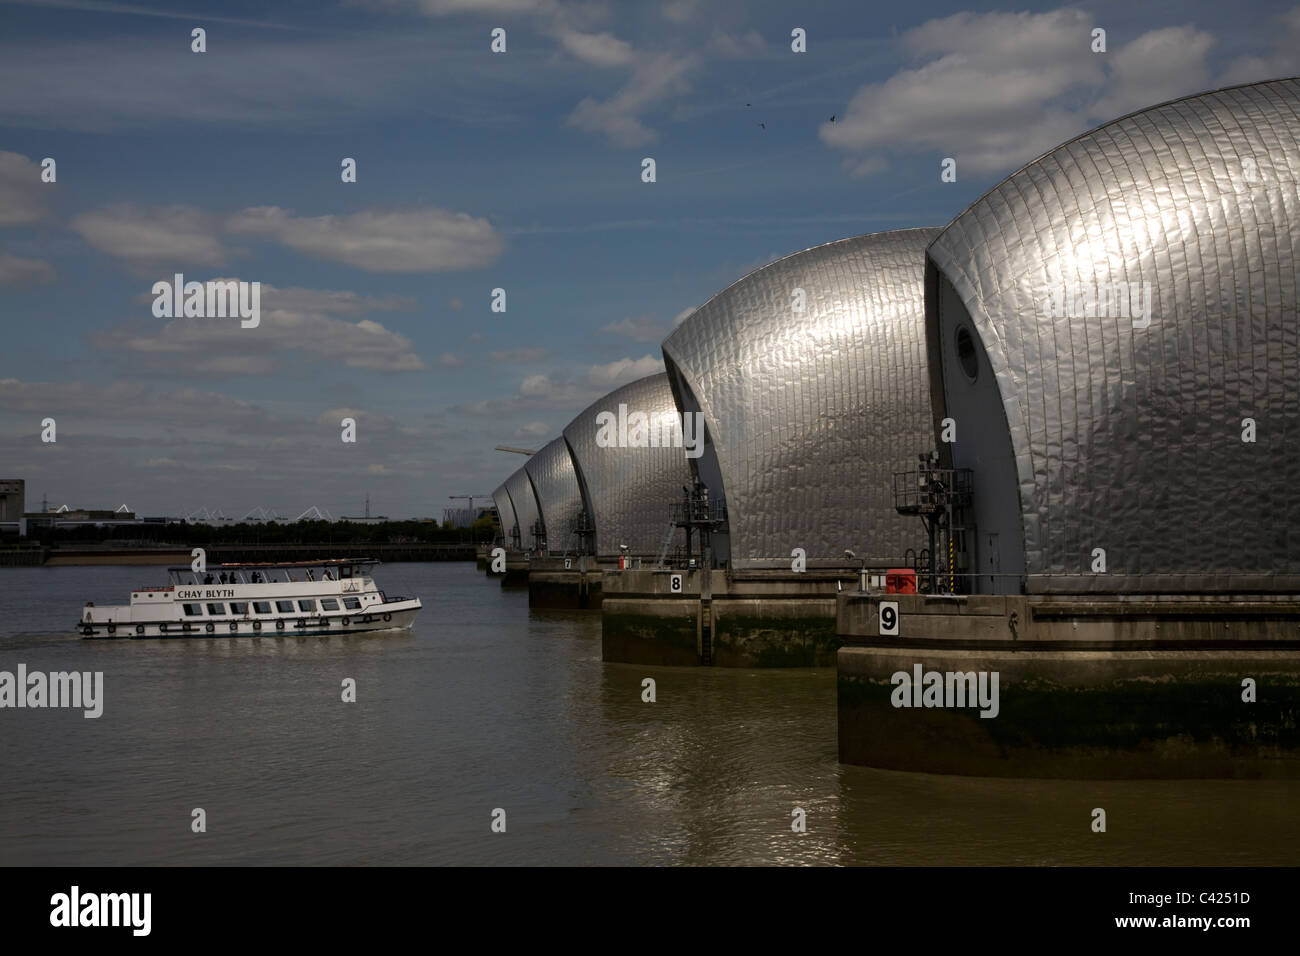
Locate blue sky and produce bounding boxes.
[1,0,1296,518]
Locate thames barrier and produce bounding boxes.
[482,78,1300,779]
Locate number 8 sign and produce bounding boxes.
[670,574,683,593]
[879,601,899,636]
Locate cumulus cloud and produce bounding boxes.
[601,315,666,342]
[661,0,697,23]
[555,28,635,67]
[91,281,426,375]
[0,151,51,226]
[70,203,227,270]
[587,354,664,386]
[0,378,266,428]
[821,9,1218,176]
[490,347,548,363]
[226,205,504,273]
[672,306,696,327]
[437,352,466,367]
[0,249,55,285]
[708,29,765,58]
[1090,26,1215,120]
[457,354,663,416]
[567,51,700,146]
[1219,6,1300,86]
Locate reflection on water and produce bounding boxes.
[1,563,1297,865]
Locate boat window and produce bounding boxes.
[276,600,295,613]
[254,602,272,614]
[231,602,248,614]
[320,598,339,611]
[343,597,362,610]
[206,603,225,615]
[341,566,352,579]
[298,599,316,612]
[183,603,203,616]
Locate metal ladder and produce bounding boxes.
[699,600,713,665]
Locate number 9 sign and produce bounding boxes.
[879,601,899,636]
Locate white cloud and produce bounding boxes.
[0,378,266,427]
[91,281,426,375]
[821,9,1218,176]
[567,51,700,146]
[226,205,504,273]
[587,354,663,386]
[708,29,765,59]
[661,0,696,23]
[672,306,695,327]
[1219,6,1300,86]
[490,347,548,363]
[414,0,548,12]
[555,28,635,67]
[437,352,466,367]
[601,315,665,342]
[0,151,50,226]
[1090,26,1215,121]
[0,249,55,285]
[70,203,226,269]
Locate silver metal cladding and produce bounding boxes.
[662,229,941,569]
[926,78,1300,594]
[503,467,543,553]
[523,437,585,555]
[562,372,694,559]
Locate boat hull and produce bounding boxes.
[79,601,421,639]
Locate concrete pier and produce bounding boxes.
[500,554,531,588]
[836,591,1300,778]
[527,556,604,608]
[602,567,859,666]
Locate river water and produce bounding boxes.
[1,562,1296,866]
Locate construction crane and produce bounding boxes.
[494,445,538,456]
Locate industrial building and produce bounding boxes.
[662,228,938,569]
[0,480,25,522]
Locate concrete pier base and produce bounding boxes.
[836,591,1300,778]
[500,555,531,588]
[602,568,855,666]
[527,557,604,608]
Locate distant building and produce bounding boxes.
[0,479,24,521]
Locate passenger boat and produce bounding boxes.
[78,559,421,639]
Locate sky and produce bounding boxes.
[0,0,1296,519]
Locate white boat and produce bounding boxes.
[78,559,421,639]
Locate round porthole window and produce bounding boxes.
[955,325,979,382]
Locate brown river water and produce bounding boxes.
[2,562,1297,865]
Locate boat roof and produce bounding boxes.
[167,558,378,573]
